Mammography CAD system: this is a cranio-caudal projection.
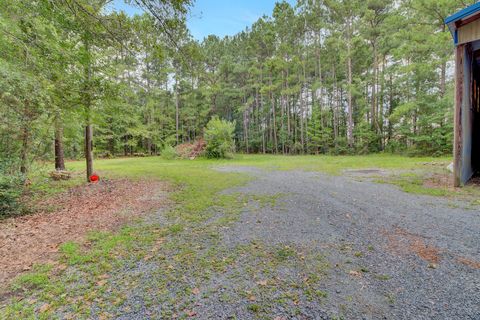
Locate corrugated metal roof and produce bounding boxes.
[445,2,480,45]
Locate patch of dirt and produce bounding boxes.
[0,179,171,289]
[384,228,480,270]
[423,173,456,190]
[457,257,480,269]
[343,168,386,176]
[384,227,441,264]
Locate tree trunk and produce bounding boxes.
[440,62,446,98]
[332,65,339,149]
[305,90,309,153]
[300,88,305,153]
[440,24,447,98]
[260,70,266,154]
[244,95,249,153]
[286,73,291,151]
[281,71,286,154]
[20,120,29,174]
[388,72,394,144]
[83,32,93,182]
[346,20,354,148]
[301,59,307,153]
[85,124,93,180]
[54,112,65,171]
[379,57,386,149]
[175,75,180,145]
[109,132,115,156]
[270,73,278,154]
[316,30,324,138]
[371,44,378,131]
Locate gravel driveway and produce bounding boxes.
[195,166,480,320]
[62,166,479,320]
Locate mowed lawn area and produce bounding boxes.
[71,153,454,194]
[2,154,479,319]
[69,153,461,197]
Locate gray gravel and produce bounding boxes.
[203,166,480,319]
[78,166,479,319]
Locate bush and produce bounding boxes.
[160,145,177,160]
[0,172,25,219]
[204,116,236,159]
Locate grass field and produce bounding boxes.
[25,154,460,203]
[65,153,456,196]
[4,153,478,319]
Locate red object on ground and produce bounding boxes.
[89,174,99,183]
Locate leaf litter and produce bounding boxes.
[0,179,171,291]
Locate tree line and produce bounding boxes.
[0,0,475,179]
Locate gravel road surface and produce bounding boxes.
[76,166,479,319]
[197,166,480,320]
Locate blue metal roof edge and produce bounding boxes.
[445,2,480,44]
[445,2,480,25]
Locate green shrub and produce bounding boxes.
[204,116,236,159]
[160,145,177,160]
[0,172,25,219]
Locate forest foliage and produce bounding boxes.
[0,0,476,178]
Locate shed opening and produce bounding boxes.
[446,3,480,186]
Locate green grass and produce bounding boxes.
[60,153,457,201]
[247,303,261,313]
[30,153,453,200]
[275,246,296,262]
[66,156,251,220]
[26,162,84,198]
[217,153,451,175]
[375,274,391,281]
[375,173,451,197]
[11,265,52,291]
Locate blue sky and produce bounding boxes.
[112,0,295,40]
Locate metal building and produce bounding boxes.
[446,3,480,186]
